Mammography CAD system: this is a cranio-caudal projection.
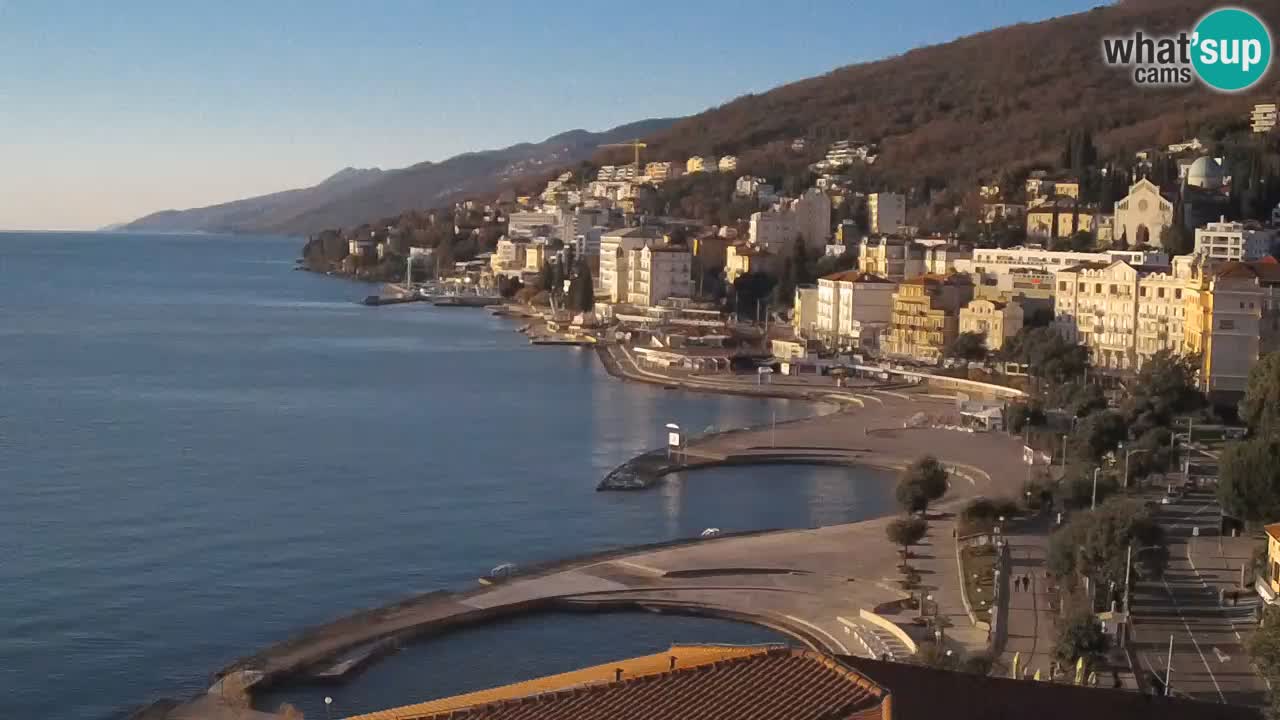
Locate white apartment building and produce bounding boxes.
[735,176,775,199]
[956,246,1170,278]
[1053,258,1195,371]
[597,165,639,182]
[718,155,738,172]
[507,211,559,240]
[627,245,692,307]
[748,188,832,253]
[822,140,874,168]
[1194,217,1276,262]
[599,226,666,302]
[574,227,606,261]
[815,271,896,346]
[868,193,905,234]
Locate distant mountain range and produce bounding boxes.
[121,118,678,236]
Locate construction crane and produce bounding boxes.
[599,140,648,173]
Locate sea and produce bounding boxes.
[0,232,896,719]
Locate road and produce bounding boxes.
[1129,490,1267,706]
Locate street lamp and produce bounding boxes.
[1123,448,1150,490]
[1092,468,1102,509]
[324,697,333,720]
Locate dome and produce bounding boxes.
[1187,156,1225,189]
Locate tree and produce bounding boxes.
[1249,605,1280,690]
[1068,410,1126,462]
[946,331,988,362]
[1003,326,1089,386]
[1120,351,1203,437]
[1160,223,1194,256]
[1054,602,1109,670]
[538,261,555,293]
[886,517,928,560]
[1218,438,1280,525]
[896,456,949,514]
[1047,497,1168,590]
[1241,353,1280,438]
[567,258,595,312]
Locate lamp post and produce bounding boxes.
[1092,467,1102,509]
[324,696,333,720]
[1123,448,1150,490]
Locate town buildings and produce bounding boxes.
[642,161,682,183]
[685,156,715,173]
[626,244,692,307]
[959,298,1024,351]
[1253,103,1278,134]
[747,188,832,254]
[815,271,896,348]
[599,226,666,302]
[792,285,819,336]
[1113,179,1174,247]
[1026,199,1096,241]
[1194,217,1277,263]
[1185,258,1280,400]
[717,155,738,172]
[882,274,975,362]
[724,243,779,283]
[867,192,905,234]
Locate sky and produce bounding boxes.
[0,0,1107,231]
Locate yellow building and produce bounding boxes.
[1260,523,1280,605]
[725,243,780,283]
[1026,200,1095,241]
[1184,257,1280,401]
[882,274,974,363]
[958,298,1024,351]
[685,155,714,173]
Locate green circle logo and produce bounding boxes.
[1192,8,1272,92]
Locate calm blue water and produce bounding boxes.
[0,232,895,719]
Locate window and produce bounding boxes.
[1175,289,1182,300]
[1095,283,1102,294]
[1140,287,1147,297]
[1158,287,1165,299]
[1078,283,1085,292]
[1111,284,1118,295]
[1221,319,1235,330]
[1059,281,1068,291]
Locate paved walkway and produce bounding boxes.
[997,520,1057,680]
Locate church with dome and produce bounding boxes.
[1110,155,1231,248]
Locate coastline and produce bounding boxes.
[139,292,1030,720]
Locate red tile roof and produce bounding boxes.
[822,270,893,283]
[395,648,886,720]
[1265,522,1280,543]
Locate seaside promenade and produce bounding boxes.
[148,344,1036,719]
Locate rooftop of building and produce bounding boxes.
[840,656,1260,720]
[346,645,1259,720]
[602,226,666,240]
[1266,522,1280,543]
[1215,256,1280,284]
[901,272,972,286]
[820,270,894,283]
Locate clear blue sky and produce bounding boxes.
[0,0,1106,230]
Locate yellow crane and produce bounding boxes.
[599,140,648,173]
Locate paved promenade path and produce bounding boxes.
[997,520,1057,681]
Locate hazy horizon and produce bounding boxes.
[1,0,1104,231]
